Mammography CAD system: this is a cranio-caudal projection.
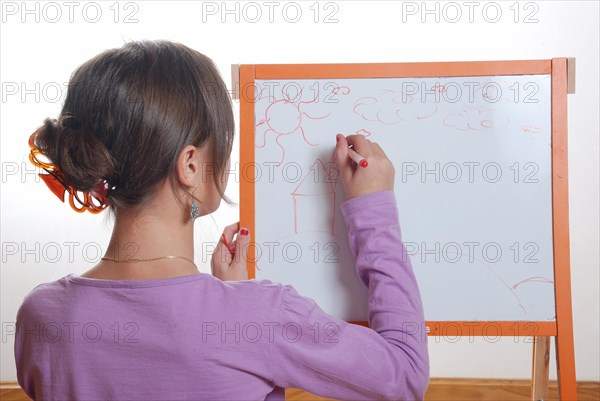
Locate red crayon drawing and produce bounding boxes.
[412,248,553,316]
[431,84,447,93]
[512,276,554,290]
[291,159,339,235]
[353,89,437,124]
[255,86,328,165]
[521,125,541,134]
[355,128,372,137]
[331,85,350,96]
[256,84,350,166]
[443,107,510,131]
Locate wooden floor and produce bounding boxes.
[2,379,599,400]
[286,379,600,401]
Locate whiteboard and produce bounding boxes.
[252,75,555,322]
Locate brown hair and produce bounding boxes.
[32,40,234,213]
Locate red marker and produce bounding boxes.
[221,234,235,256]
[348,146,368,168]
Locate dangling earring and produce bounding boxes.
[190,187,200,221]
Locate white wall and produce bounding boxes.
[1,0,598,383]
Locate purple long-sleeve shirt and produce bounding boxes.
[14,191,429,400]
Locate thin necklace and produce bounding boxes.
[101,255,197,268]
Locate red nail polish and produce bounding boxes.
[240,228,249,236]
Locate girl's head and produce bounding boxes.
[31,40,234,217]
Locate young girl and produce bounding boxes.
[15,40,429,400]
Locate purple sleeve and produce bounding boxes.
[269,191,429,400]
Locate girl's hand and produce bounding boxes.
[334,134,395,199]
[211,222,250,281]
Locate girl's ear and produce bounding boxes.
[176,145,201,188]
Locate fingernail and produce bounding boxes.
[240,228,249,236]
[336,135,340,142]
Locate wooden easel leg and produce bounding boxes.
[555,330,578,400]
[550,57,578,401]
[532,336,550,401]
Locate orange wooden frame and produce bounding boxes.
[239,59,575,400]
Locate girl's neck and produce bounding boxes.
[81,199,199,280]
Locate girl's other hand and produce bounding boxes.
[211,222,250,281]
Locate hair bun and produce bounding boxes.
[60,115,82,130]
[35,115,116,193]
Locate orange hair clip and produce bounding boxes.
[28,129,111,214]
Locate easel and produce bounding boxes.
[425,58,577,401]
[529,57,577,401]
[234,57,577,401]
